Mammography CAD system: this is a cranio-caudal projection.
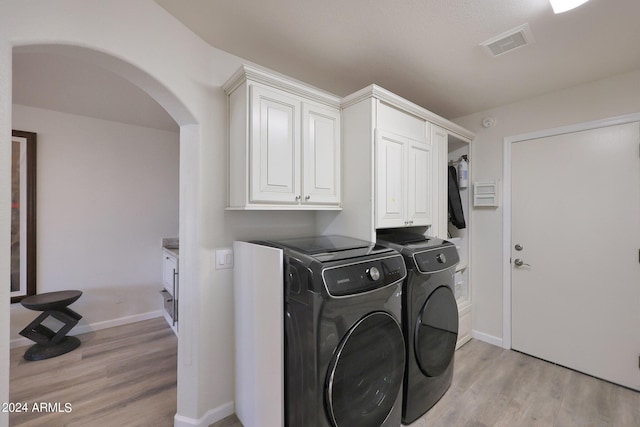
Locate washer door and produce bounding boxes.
[415,286,459,377]
[325,312,405,427]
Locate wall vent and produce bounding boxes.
[480,23,535,57]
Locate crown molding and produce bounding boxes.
[223,64,341,108]
[341,84,475,141]
[223,64,475,141]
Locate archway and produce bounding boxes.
[4,43,198,424]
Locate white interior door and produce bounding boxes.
[511,122,640,391]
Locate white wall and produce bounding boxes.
[454,69,640,345]
[0,28,10,422]
[10,104,179,344]
[0,2,318,426]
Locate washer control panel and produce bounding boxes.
[323,255,406,297]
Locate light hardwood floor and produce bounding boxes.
[424,339,640,426]
[11,319,639,427]
[212,339,640,427]
[9,317,177,427]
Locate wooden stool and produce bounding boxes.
[19,290,83,361]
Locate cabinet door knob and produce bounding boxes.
[295,195,301,201]
[305,195,310,200]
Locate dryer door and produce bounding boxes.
[325,312,405,427]
[415,285,459,377]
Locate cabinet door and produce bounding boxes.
[162,253,177,296]
[406,138,432,226]
[375,130,406,228]
[302,102,341,205]
[250,85,301,204]
[431,125,448,238]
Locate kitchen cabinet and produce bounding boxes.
[224,65,341,210]
[161,248,178,335]
[375,129,432,228]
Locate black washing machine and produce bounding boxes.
[260,235,407,427]
[376,231,459,424]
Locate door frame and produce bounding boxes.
[501,112,640,350]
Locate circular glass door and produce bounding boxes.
[415,286,459,377]
[325,312,405,427]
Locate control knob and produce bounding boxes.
[436,253,447,264]
[366,267,380,281]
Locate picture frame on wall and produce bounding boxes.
[11,129,37,303]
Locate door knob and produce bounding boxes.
[515,244,523,251]
[514,258,531,267]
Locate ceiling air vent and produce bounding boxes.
[480,23,535,57]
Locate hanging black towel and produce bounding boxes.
[448,165,466,229]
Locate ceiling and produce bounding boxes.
[154,0,640,119]
[12,0,640,131]
[12,49,179,132]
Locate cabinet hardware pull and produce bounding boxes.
[295,195,301,201]
[305,195,310,200]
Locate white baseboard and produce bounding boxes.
[472,329,505,348]
[10,310,163,349]
[174,402,235,427]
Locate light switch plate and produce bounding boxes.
[215,248,234,270]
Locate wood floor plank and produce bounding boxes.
[211,340,640,427]
[11,321,638,427]
[424,340,640,427]
[10,317,177,427]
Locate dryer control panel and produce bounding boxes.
[413,245,459,274]
[322,255,406,297]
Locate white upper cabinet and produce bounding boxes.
[250,85,301,204]
[375,129,432,229]
[406,136,432,226]
[376,130,406,227]
[430,124,449,238]
[318,85,474,242]
[225,65,341,210]
[302,102,341,205]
